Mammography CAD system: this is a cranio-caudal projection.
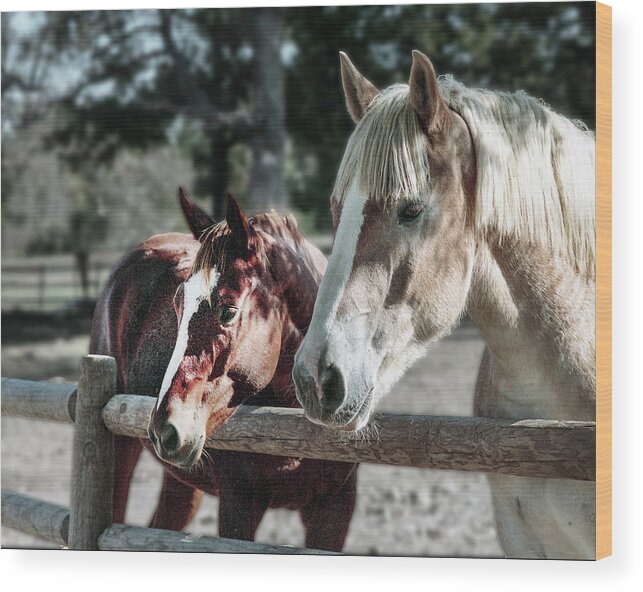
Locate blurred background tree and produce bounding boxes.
[2,2,596,261]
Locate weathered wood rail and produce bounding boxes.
[1,490,330,554]
[1,378,77,423]
[3,377,597,481]
[97,524,336,554]
[1,490,70,547]
[101,395,596,481]
[1,354,597,552]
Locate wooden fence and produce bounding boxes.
[1,355,596,553]
[1,261,114,312]
[0,239,332,313]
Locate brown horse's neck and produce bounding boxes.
[466,236,595,419]
[263,236,326,408]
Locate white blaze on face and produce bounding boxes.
[298,181,368,377]
[156,267,219,409]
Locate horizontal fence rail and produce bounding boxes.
[1,377,596,481]
[1,378,77,423]
[1,490,70,547]
[1,490,332,554]
[1,260,114,312]
[98,524,335,554]
[104,395,596,481]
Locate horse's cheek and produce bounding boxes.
[211,336,229,377]
[252,318,282,383]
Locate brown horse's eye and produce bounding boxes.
[218,305,238,324]
[399,202,425,223]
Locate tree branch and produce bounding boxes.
[158,9,213,121]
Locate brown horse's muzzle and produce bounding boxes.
[148,374,239,468]
[148,408,205,468]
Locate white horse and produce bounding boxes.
[293,51,596,559]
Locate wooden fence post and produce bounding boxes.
[68,355,117,550]
[38,265,46,311]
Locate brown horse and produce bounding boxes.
[90,189,357,551]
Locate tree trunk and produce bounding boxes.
[248,9,286,214]
[209,132,230,220]
[75,250,90,299]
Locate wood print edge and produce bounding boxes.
[595,0,612,561]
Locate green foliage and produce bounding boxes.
[2,3,597,240]
[2,118,195,256]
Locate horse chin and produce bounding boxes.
[309,390,374,433]
[333,410,372,432]
[162,437,205,470]
[150,436,205,470]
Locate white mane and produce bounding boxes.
[333,78,596,277]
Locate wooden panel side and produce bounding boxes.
[595,0,612,561]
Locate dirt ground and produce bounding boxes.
[1,320,503,557]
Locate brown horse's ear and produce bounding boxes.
[225,194,255,253]
[339,51,380,123]
[178,187,216,241]
[409,50,448,134]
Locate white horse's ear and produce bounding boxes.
[339,52,379,123]
[409,50,448,134]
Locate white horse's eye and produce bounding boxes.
[399,202,425,223]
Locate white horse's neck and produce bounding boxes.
[466,238,595,421]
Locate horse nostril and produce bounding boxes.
[293,363,314,402]
[319,364,345,412]
[160,423,180,455]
